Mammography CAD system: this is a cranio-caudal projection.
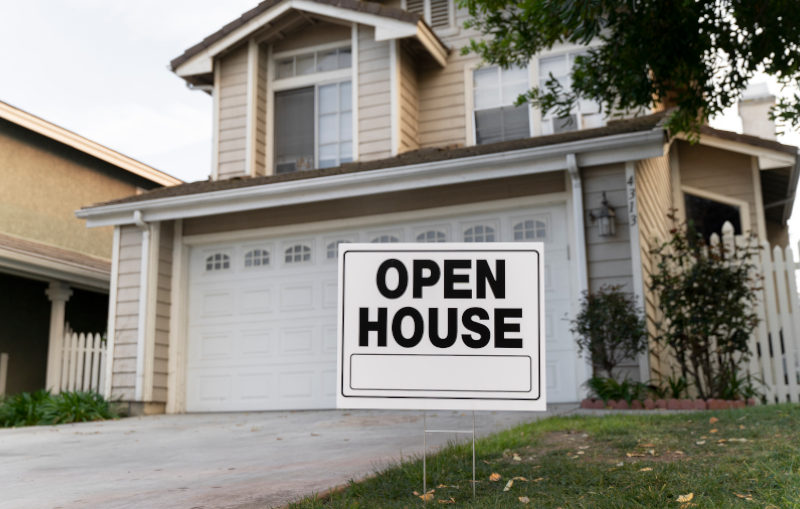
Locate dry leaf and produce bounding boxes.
[640,443,655,447]
[483,460,492,465]
[710,429,718,434]
[579,446,590,450]
[413,491,420,496]
[677,493,694,503]
[569,455,580,460]
[437,498,455,504]
[533,477,544,482]
[709,417,719,424]
[503,480,514,491]
[739,425,746,429]
[577,451,585,455]
[419,493,434,502]
[674,451,684,455]
[519,496,530,503]
[696,440,706,445]
[639,467,653,472]
[734,493,754,501]
[626,452,645,457]
[616,462,624,467]
[647,449,656,456]
[489,473,501,482]
[717,439,727,443]
[729,438,747,443]
[513,454,522,461]
[512,477,529,481]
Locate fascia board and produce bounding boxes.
[173,0,433,77]
[677,133,797,168]
[414,23,448,67]
[0,249,110,290]
[77,129,665,228]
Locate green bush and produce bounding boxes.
[0,390,119,427]
[586,376,647,404]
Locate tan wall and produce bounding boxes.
[273,23,350,54]
[0,124,140,259]
[358,25,393,161]
[255,45,268,177]
[677,140,759,235]
[635,154,675,380]
[185,171,566,236]
[217,44,249,180]
[153,221,173,403]
[112,225,142,401]
[398,42,420,153]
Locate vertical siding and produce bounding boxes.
[677,140,758,234]
[582,163,641,381]
[217,45,249,179]
[398,43,420,153]
[358,26,392,161]
[635,154,675,380]
[112,225,141,401]
[255,45,268,177]
[153,221,173,403]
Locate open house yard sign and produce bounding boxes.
[336,243,545,411]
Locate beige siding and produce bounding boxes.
[635,154,675,380]
[582,163,641,381]
[358,26,392,161]
[112,225,141,401]
[273,23,350,54]
[398,43,420,153]
[677,140,759,234]
[255,45,268,177]
[153,221,173,403]
[217,45,249,180]
[185,171,566,236]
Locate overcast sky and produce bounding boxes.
[1,1,798,241]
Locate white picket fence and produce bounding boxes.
[714,223,800,403]
[58,332,107,393]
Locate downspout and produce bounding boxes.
[567,154,592,392]
[133,210,150,402]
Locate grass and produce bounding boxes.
[288,404,800,508]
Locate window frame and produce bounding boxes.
[324,234,358,262]
[462,222,499,243]
[510,214,551,243]
[401,0,457,35]
[680,185,751,238]
[470,65,533,146]
[242,244,273,270]
[203,251,233,273]
[282,240,315,266]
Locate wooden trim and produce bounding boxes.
[669,141,684,222]
[752,156,768,242]
[166,220,187,413]
[389,40,400,156]
[272,68,351,92]
[143,221,161,402]
[625,161,650,382]
[211,63,221,181]
[246,38,260,178]
[265,45,275,175]
[0,102,181,187]
[681,185,751,235]
[273,40,351,60]
[104,226,121,399]
[351,23,359,161]
[675,132,796,169]
[134,225,149,401]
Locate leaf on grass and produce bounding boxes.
[490,473,501,482]
[512,477,529,481]
[728,438,747,443]
[639,443,655,447]
[717,439,727,443]
[616,462,624,467]
[579,446,590,450]
[519,496,530,503]
[734,493,754,501]
[513,454,522,461]
[503,480,514,491]
[626,452,645,457]
[709,417,719,424]
[419,493,434,502]
[647,449,656,456]
[639,467,653,472]
[739,425,746,430]
[696,440,706,445]
[437,497,455,504]
[437,484,459,489]
[533,478,544,482]
[677,493,694,503]
[674,451,684,455]
[483,460,492,465]
[710,429,718,434]
[577,451,585,455]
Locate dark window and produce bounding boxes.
[684,193,741,243]
[275,87,314,174]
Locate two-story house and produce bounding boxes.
[0,101,180,397]
[77,0,799,415]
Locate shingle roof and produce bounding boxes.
[170,0,424,72]
[88,111,669,209]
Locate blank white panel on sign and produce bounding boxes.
[350,355,531,392]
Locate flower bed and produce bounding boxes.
[580,397,759,410]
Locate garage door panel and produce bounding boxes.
[280,283,316,311]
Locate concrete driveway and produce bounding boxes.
[0,405,577,509]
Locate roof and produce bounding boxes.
[170,0,446,74]
[90,111,670,209]
[0,101,182,187]
[699,124,797,156]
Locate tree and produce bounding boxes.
[570,285,648,379]
[458,0,800,139]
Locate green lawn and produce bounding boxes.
[289,404,800,508]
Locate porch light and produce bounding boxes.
[590,192,616,237]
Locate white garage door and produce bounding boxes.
[185,202,579,412]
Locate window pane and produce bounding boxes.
[475,108,503,145]
[296,54,315,75]
[338,48,352,69]
[319,144,337,168]
[684,193,742,244]
[340,112,352,141]
[539,55,567,78]
[502,81,529,105]
[276,58,294,79]
[339,81,352,111]
[318,50,338,72]
[319,84,337,115]
[340,142,352,163]
[582,112,604,129]
[319,114,338,144]
[553,114,578,133]
[474,66,498,89]
[473,67,500,110]
[500,105,530,141]
[502,65,528,83]
[275,87,315,173]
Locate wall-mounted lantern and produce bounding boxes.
[589,192,616,237]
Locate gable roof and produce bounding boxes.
[0,101,182,187]
[170,0,449,83]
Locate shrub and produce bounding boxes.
[570,285,648,379]
[649,214,761,400]
[0,390,118,427]
[586,376,647,404]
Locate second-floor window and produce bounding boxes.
[473,65,530,145]
[538,52,604,134]
[274,81,353,174]
[406,0,452,30]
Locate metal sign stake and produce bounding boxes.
[422,410,476,501]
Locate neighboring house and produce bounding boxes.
[0,101,181,397]
[76,0,799,415]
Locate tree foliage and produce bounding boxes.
[649,214,760,400]
[458,0,800,138]
[570,285,648,379]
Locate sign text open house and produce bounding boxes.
[336,244,546,411]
